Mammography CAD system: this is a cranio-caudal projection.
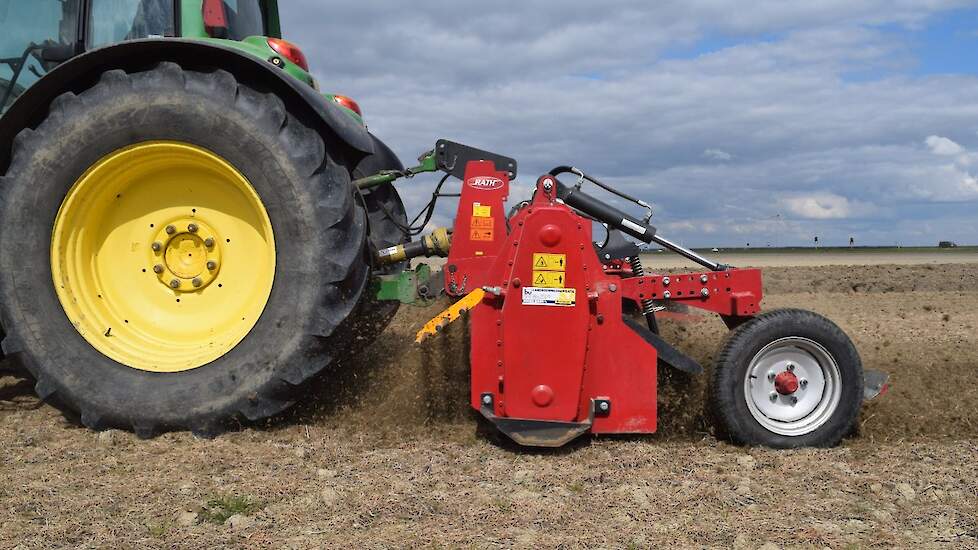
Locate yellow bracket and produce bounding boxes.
[415,288,486,343]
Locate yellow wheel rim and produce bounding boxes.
[51,141,275,372]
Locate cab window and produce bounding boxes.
[0,0,81,111]
[88,0,174,48]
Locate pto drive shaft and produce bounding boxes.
[375,227,451,265]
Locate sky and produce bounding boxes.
[281,1,978,247]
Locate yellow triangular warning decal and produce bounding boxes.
[535,257,547,267]
[534,273,546,284]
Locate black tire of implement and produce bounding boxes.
[0,62,369,437]
[708,308,863,448]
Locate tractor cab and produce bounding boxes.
[0,0,278,113]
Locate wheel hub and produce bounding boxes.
[152,218,222,291]
[774,370,799,395]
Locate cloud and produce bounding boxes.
[702,149,733,161]
[781,193,855,219]
[925,135,965,156]
[278,2,978,246]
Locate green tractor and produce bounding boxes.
[0,0,409,436]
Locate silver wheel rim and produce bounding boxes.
[743,336,842,437]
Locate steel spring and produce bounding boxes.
[629,256,657,315]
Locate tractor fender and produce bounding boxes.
[0,38,374,175]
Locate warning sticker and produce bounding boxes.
[470,228,494,241]
[471,217,494,229]
[533,253,566,271]
[522,287,576,307]
[532,271,565,288]
[472,203,491,217]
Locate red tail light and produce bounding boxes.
[267,38,309,72]
[202,0,228,37]
[332,95,362,117]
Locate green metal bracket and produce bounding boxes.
[354,149,438,190]
[374,263,435,304]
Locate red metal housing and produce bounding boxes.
[465,168,764,440]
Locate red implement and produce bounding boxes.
[464,169,763,446]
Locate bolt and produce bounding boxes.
[543,179,553,191]
[187,223,198,233]
[790,396,799,405]
[663,276,670,286]
[169,279,180,289]
[599,401,610,411]
[767,371,776,382]
[700,288,710,297]
[769,392,778,402]
[192,277,202,288]
[663,290,671,299]
[206,260,217,270]
[204,237,215,248]
[153,264,164,274]
[700,274,709,284]
[482,394,492,405]
[151,241,162,252]
[799,378,808,388]
[165,225,176,235]
[786,363,795,372]
[609,283,617,292]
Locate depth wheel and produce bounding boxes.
[0,63,369,436]
[709,308,863,448]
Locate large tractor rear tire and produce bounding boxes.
[0,62,369,436]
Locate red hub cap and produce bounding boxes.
[774,370,799,395]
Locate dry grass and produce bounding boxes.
[2,263,977,548]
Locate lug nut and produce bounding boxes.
[700,288,710,297]
[790,396,799,405]
[206,260,217,270]
[192,277,202,288]
[799,378,808,388]
[767,371,776,382]
[169,279,180,289]
[204,237,215,248]
[700,274,709,284]
[187,223,198,233]
[153,264,164,274]
[165,225,176,235]
[769,392,778,402]
[786,363,795,372]
[151,241,162,252]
